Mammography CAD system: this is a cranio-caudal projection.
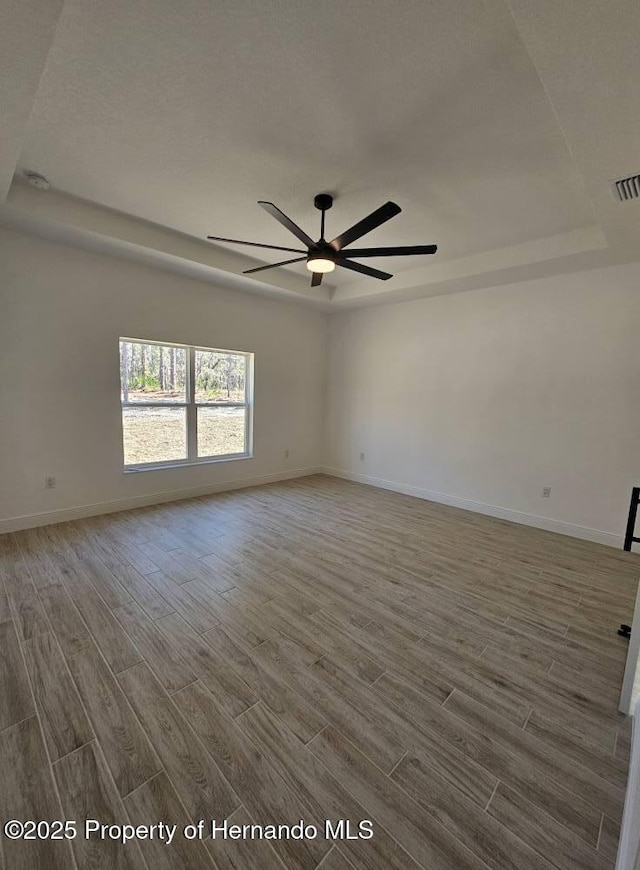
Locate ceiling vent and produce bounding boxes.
[612,174,640,202]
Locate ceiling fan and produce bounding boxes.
[207,194,437,288]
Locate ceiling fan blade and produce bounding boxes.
[337,244,437,258]
[336,259,392,281]
[207,235,306,254]
[243,257,307,275]
[258,201,316,248]
[329,201,401,251]
[310,272,323,288]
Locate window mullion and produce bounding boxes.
[187,346,197,461]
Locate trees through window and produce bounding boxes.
[119,339,252,468]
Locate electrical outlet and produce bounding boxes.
[45,476,56,489]
[360,452,365,461]
[285,449,290,459]
[542,486,551,498]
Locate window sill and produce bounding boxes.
[124,453,253,473]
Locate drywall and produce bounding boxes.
[324,262,640,545]
[615,695,640,870]
[0,0,65,200]
[4,222,640,546]
[0,227,327,529]
[620,587,640,715]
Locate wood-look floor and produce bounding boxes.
[0,474,638,870]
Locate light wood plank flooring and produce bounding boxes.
[0,474,638,870]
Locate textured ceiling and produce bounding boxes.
[2,0,639,306]
[0,0,65,199]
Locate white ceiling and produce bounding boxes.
[0,0,65,200]
[1,0,639,308]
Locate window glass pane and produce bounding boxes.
[197,407,246,457]
[120,341,187,403]
[195,350,246,404]
[122,407,187,465]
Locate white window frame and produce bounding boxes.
[120,337,254,472]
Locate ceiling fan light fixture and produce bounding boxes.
[306,257,335,274]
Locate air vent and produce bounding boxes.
[612,174,640,202]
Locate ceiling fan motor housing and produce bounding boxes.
[308,243,335,259]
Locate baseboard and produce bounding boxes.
[0,466,322,534]
[321,466,623,548]
[1,464,624,548]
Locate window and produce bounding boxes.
[119,338,252,469]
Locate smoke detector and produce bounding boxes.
[24,172,51,191]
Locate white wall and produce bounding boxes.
[615,698,640,870]
[4,224,640,546]
[325,264,640,545]
[0,227,327,528]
